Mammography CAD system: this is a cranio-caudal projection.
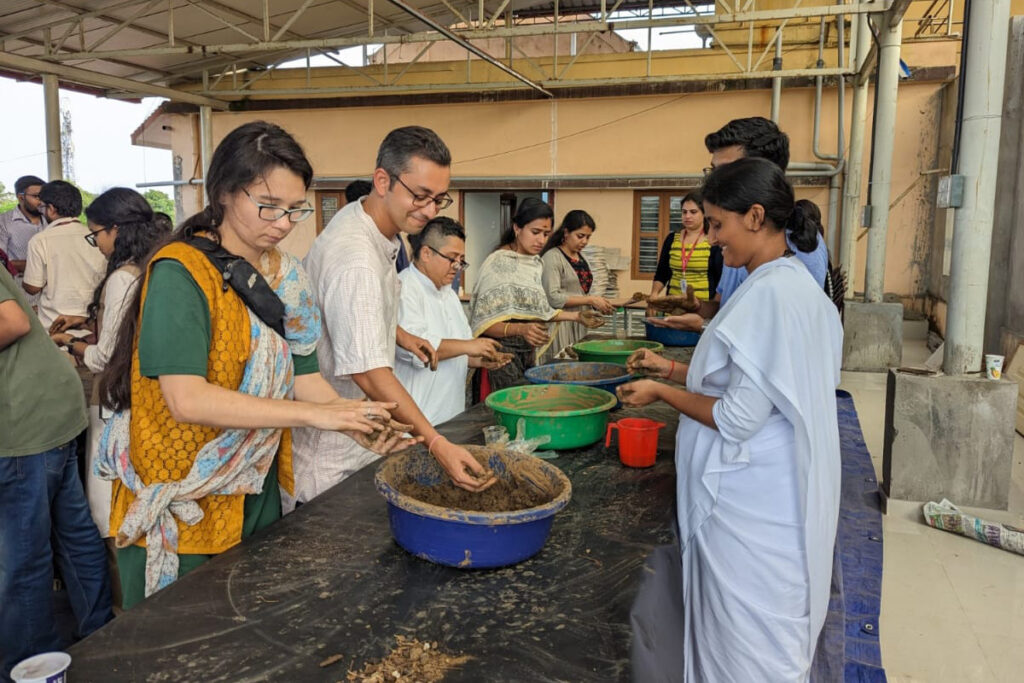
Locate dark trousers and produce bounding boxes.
[0,442,113,681]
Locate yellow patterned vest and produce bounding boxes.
[109,241,294,555]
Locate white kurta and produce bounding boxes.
[289,198,401,511]
[394,264,472,425]
[676,256,842,682]
[82,266,140,537]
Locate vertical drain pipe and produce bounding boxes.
[840,12,872,291]
[811,15,845,251]
[199,105,214,206]
[770,32,782,122]
[943,0,1012,374]
[864,14,904,303]
[43,74,63,181]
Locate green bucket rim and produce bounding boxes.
[572,339,665,356]
[485,384,617,418]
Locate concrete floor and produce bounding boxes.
[839,340,1024,683]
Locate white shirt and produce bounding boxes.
[82,266,139,374]
[22,216,106,330]
[289,198,401,508]
[395,264,472,425]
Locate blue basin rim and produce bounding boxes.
[374,450,573,527]
[524,362,634,386]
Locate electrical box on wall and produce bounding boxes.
[936,175,965,208]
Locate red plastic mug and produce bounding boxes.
[605,418,666,468]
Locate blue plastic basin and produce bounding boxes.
[374,447,572,568]
[644,320,701,347]
[525,362,633,409]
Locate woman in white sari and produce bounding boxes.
[620,157,843,682]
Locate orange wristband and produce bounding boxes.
[428,434,446,455]
[668,360,677,380]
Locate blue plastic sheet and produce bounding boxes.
[811,390,887,683]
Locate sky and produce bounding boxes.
[0,77,171,196]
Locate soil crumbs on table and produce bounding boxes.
[346,635,470,682]
[398,475,550,512]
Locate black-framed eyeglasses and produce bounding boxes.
[427,245,468,271]
[19,192,42,199]
[243,188,314,223]
[391,175,454,210]
[84,226,114,247]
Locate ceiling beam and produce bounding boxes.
[0,0,150,44]
[193,66,853,98]
[0,49,230,108]
[384,0,552,97]
[888,0,914,26]
[40,1,890,62]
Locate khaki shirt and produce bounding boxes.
[22,216,106,329]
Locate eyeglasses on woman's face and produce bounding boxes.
[427,245,468,271]
[242,188,315,223]
[84,225,114,247]
[391,174,454,210]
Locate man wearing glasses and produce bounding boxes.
[0,175,47,290]
[290,126,495,513]
[394,216,508,425]
[22,180,105,332]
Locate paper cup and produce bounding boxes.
[11,652,71,683]
[985,354,1005,380]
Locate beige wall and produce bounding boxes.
[168,77,951,318]
[551,189,636,292]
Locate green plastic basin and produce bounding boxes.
[572,339,665,366]
[485,384,617,450]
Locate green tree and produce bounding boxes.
[0,182,15,216]
[76,184,96,224]
[143,189,174,217]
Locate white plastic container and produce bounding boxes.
[985,354,1005,380]
[10,652,71,683]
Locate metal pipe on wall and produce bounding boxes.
[136,179,204,188]
[829,7,847,253]
[43,74,62,181]
[840,12,872,292]
[770,32,782,122]
[864,14,904,303]
[943,0,1012,374]
[813,18,839,162]
[808,9,847,251]
[198,104,213,201]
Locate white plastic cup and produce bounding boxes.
[482,425,509,445]
[11,652,71,683]
[985,354,1005,380]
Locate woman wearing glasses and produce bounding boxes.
[95,121,410,607]
[468,197,604,400]
[48,188,170,559]
[394,216,510,424]
[539,209,616,363]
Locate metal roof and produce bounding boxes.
[0,1,889,106]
